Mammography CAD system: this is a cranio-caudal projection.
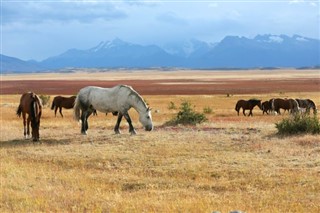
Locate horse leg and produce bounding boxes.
[54,107,58,117]
[114,113,123,134]
[123,112,136,135]
[80,111,88,135]
[22,113,27,138]
[27,115,31,138]
[59,107,63,118]
[85,111,92,131]
[242,109,246,116]
[249,109,253,116]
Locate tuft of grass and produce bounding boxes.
[203,106,213,114]
[166,100,207,125]
[275,114,320,135]
[168,101,177,110]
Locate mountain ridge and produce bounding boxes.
[1,34,319,72]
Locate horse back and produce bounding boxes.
[53,95,76,109]
[19,92,42,115]
[273,98,290,110]
[236,99,250,109]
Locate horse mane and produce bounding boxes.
[120,85,148,109]
[248,99,261,104]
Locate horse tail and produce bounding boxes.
[30,98,37,121]
[73,95,81,121]
[16,105,22,117]
[30,93,41,119]
[235,101,239,111]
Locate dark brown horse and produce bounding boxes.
[51,96,76,117]
[271,98,299,115]
[16,92,43,141]
[261,100,272,115]
[235,99,262,116]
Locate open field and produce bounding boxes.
[2,69,320,95]
[1,70,320,212]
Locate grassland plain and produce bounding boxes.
[1,71,320,212]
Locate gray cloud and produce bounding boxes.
[156,12,188,25]
[1,1,127,25]
[2,1,319,60]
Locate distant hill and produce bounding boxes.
[0,54,45,73]
[1,34,319,72]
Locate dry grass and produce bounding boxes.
[1,91,320,212]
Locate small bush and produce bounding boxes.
[39,94,50,106]
[203,106,213,114]
[275,114,320,135]
[167,100,207,125]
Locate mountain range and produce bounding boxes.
[1,34,319,72]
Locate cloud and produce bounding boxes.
[1,1,127,25]
[156,12,188,25]
[2,1,319,60]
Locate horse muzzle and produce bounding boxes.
[145,125,153,131]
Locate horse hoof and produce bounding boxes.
[81,131,87,135]
[130,130,137,135]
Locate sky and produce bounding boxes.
[1,0,319,61]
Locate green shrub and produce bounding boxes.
[275,114,320,135]
[39,94,50,107]
[167,100,207,125]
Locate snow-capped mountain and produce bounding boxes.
[2,34,319,72]
[163,39,216,58]
[202,34,319,68]
[40,38,178,69]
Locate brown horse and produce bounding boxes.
[271,98,299,115]
[16,92,43,141]
[261,100,272,115]
[235,99,262,116]
[51,96,76,117]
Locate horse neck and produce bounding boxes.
[128,93,147,114]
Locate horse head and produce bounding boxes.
[139,107,153,131]
[257,100,262,110]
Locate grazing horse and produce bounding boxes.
[271,98,299,115]
[261,100,272,115]
[51,95,76,117]
[235,99,262,116]
[74,85,153,135]
[296,99,317,115]
[16,92,43,141]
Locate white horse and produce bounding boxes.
[74,85,153,135]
